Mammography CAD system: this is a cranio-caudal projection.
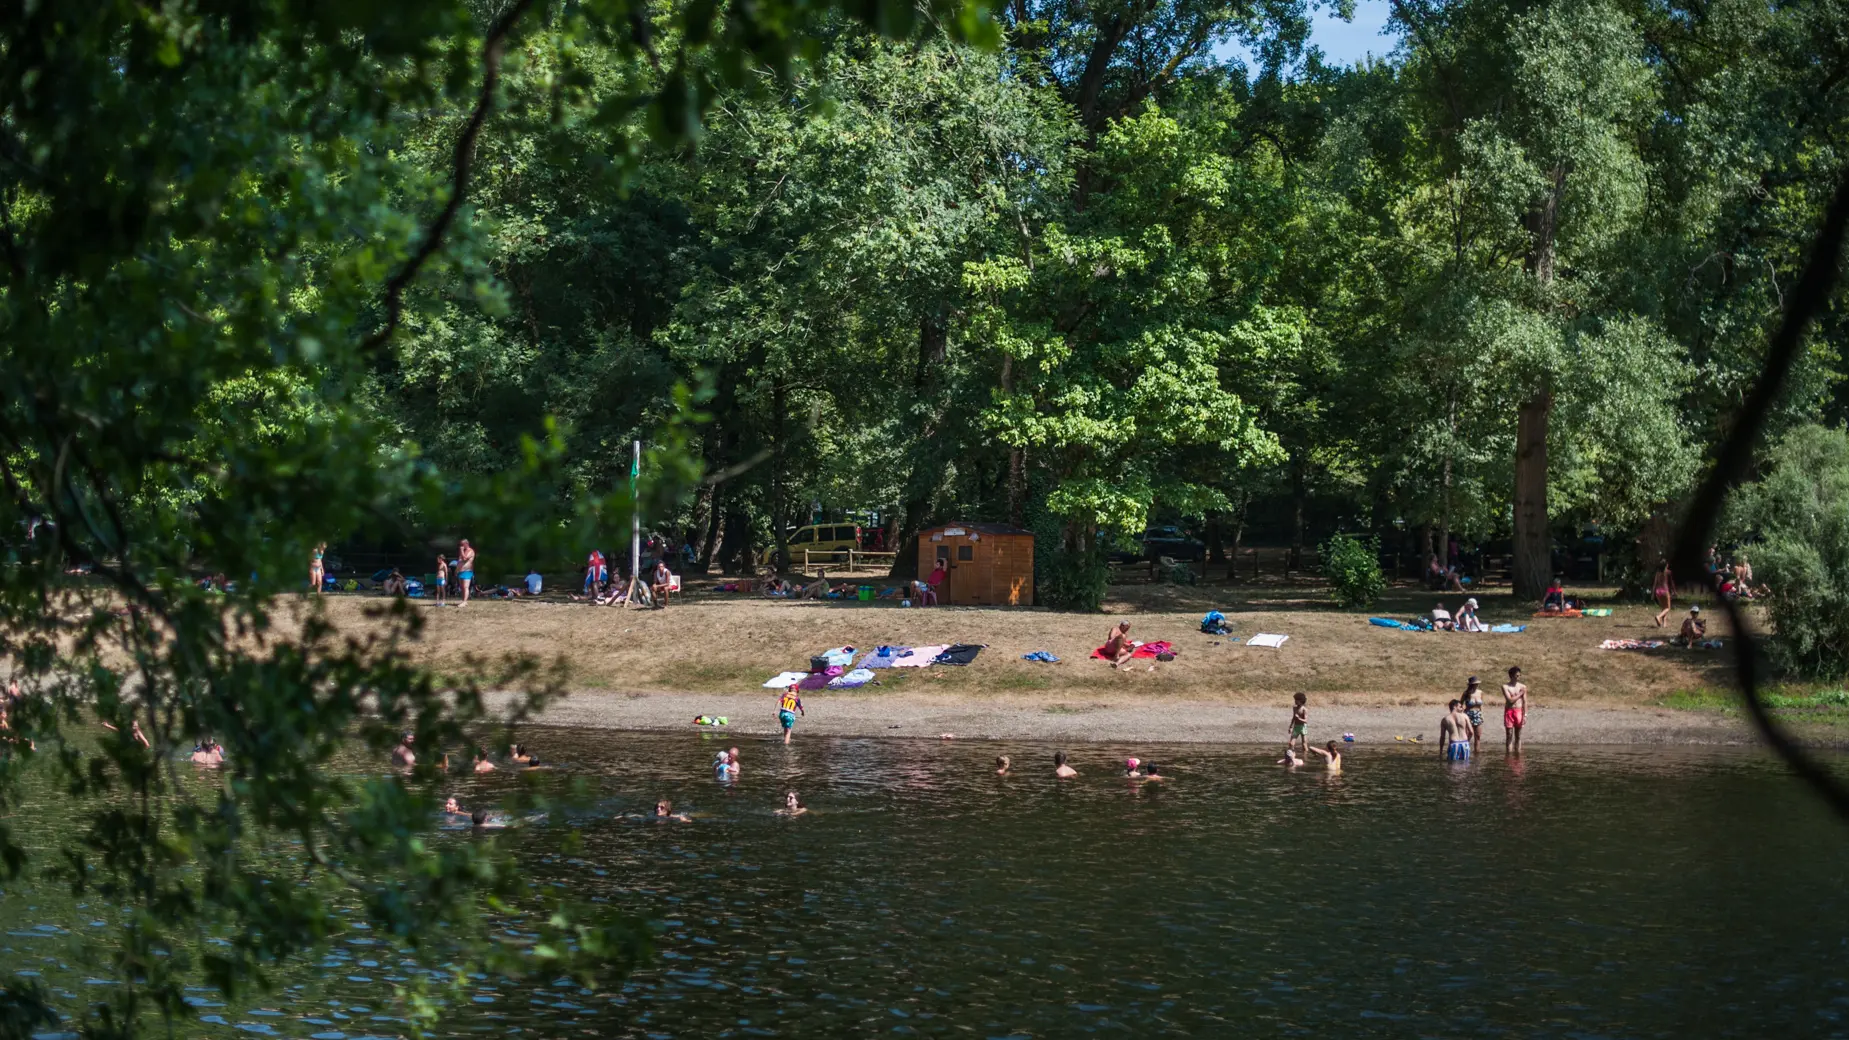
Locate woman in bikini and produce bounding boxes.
[310,543,326,595]
[1652,560,1674,627]
[1462,676,1485,752]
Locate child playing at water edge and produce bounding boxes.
[1278,747,1303,768]
[778,688,804,745]
[1287,693,1309,755]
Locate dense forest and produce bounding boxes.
[349,0,1849,606]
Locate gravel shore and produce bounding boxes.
[488,689,1754,745]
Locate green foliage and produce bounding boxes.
[1321,533,1387,609]
[1728,425,1849,678]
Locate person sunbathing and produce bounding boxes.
[1430,603,1454,631]
[801,570,831,600]
[1102,621,1135,668]
[1455,597,1485,632]
[1678,606,1707,649]
[1541,576,1567,612]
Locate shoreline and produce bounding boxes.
[487,690,1769,746]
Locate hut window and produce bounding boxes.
[957,545,974,561]
[936,545,950,560]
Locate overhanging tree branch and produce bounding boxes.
[1669,171,1849,820]
[360,0,540,355]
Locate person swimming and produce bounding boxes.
[776,791,807,816]
[1309,740,1343,773]
[443,796,463,814]
[391,732,415,769]
[653,799,690,822]
[1278,747,1303,768]
[472,748,496,774]
[1142,762,1167,781]
[509,743,533,765]
[1054,751,1078,778]
[1124,757,1144,778]
[995,755,1011,776]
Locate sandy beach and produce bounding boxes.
[485,688,1755,745]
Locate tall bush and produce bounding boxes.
[1321,533,1387,609]
[1728,424,1849,677]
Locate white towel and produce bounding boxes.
[762,671,808,688]
[1248,633,1290,649]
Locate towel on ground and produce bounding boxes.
[860,646,909,669]
[1532,608,1584,619]
[1490,624,1527,634]
[827,668,879,689]
[1369,617,1422,631]
[1248,633,1290,649]
[799,665,845,690]
[1606,637,1667,650]
[1582,608,1613,617]
[1130,640,1174,659]
[763,671,808,689]
[934,644,986,666]
[818,646,856,668]
[1092,641,1139,660]
[893,645,949,668]
[1022,651,1061,663]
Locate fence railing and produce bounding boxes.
[796,549,897,574]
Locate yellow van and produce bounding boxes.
[762,523,861,566]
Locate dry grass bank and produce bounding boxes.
[305,575,1741,707]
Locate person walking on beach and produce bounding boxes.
[1502,666,1528,753]
[1440,700,1471,761]
[778,687,804,744]
[1462,676,1485,753]
[1287,692,1309,755]
[456,539,476,606]
[309,542,326,595]
[1652,559,1675,627]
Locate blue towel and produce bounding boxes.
[1490,623,1526,634]
[1021,651,1061,663]
[1369,617,1420,631]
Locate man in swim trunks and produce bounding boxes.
[456,539,476,607]
[1502,665,1528,753]
[1440,700,1470,761]
[1102,621,1135,668]
[778,688,804,745]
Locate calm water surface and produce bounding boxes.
[4,730,1847,1038]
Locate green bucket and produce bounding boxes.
[857,586,874,601]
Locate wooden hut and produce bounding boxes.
[916,522,1034,607]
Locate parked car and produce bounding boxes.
[1139,525,1205,563]
[760,523,861,566]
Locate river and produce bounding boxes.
[4,729,1847,1038]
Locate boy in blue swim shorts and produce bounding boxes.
[778,688,804,745]
[1441,699,1471,760]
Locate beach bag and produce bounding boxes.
[810,655,832,673]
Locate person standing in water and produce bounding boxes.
[1054,751,1078,778]
[310,542,326,595]
[1502,666,1528,753]
[456,539,476,607]
[778,687,804,745]
[1309,741,1343,772]
[1462,676,1485,753]
[1287,692,1309,755]
[1440,700,1470,761]
[995,756,1011,776]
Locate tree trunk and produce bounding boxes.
[1288,457,1306,570]
[1440,399,1454,569]
[769,381,788,572]
[1512,390,1553,600]
[718,507,750,576]
[889,312,951,581]
[696,489,723,574]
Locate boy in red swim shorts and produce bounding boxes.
[1502,665,1528,753]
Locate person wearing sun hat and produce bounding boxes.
[1456,597,1485,632]
[1678,604,1706,649]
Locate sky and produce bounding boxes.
[1217,0,1401,72]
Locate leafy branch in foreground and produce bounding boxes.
[0,0,996,1035]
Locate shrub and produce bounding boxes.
[1321,532,1387,609]
[1729,424,1849,678]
